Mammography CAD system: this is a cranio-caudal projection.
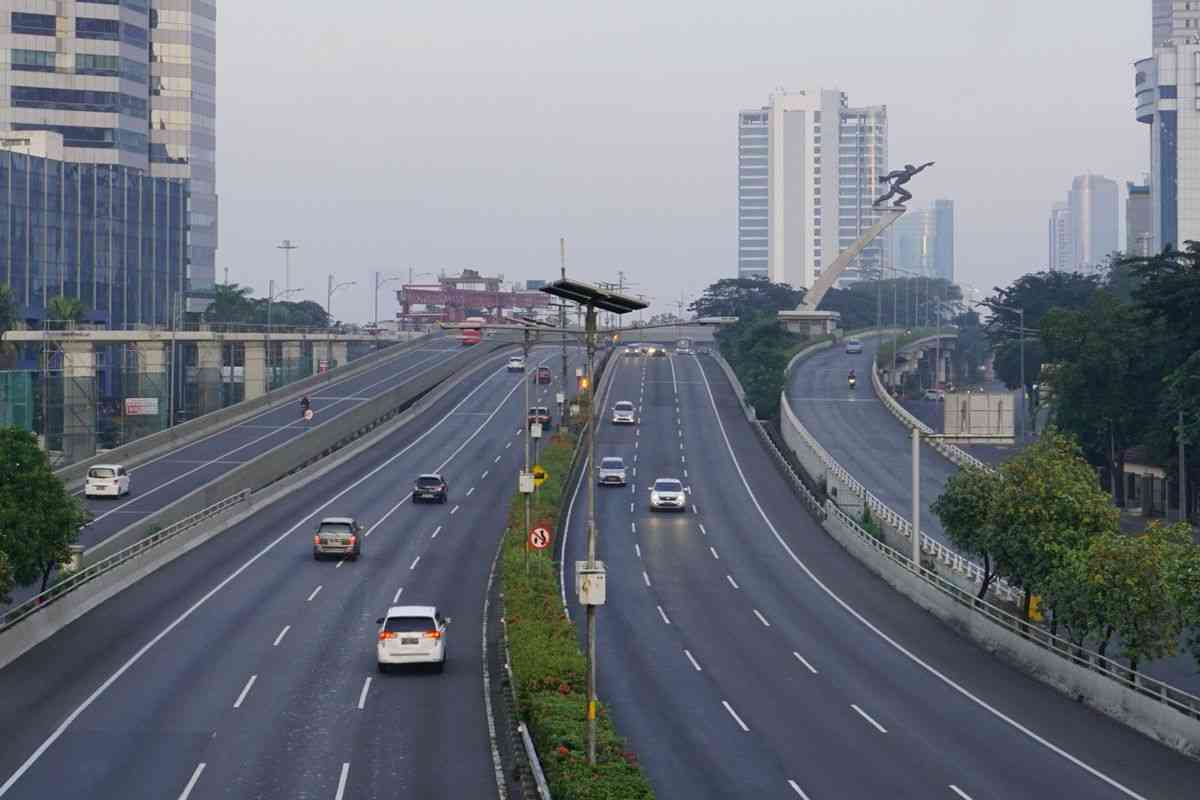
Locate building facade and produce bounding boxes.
[1126,182,1153,257]
[892,199,955,282]
[1047,201,1073,270]
[737,88,887,290]
[0,133,189,326]
[1068,174,1119,269]
[0,0,215,316]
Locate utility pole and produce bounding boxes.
[267,278,274,395]
[560,238,568,389]
[583,304,598,765]
[277,240,298,294]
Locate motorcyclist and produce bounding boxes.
[300,395,311,415]
[848,369,857,388]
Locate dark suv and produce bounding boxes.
[314,517,362,560]
[413,473,449,504]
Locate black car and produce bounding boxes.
[413,473,449,504]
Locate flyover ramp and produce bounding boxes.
[560,348,1200,799]
[0,344,587,800]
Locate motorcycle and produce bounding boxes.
[848,376,857,390]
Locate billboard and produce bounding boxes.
[125,397,160,417]
[943,391,1015,445]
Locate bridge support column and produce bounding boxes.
[61,342,97,463]
[244,341,267,401]
[196,341,224,417]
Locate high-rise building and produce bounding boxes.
[1067,175,1119,269]
[1126,182,1153,257]
[1048,202,1073,270]
[930,198,955,282]
[737,88,887,290]
[0,1,216,320]
[892,199,955,282]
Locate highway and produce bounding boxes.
[74,335,470,552]
[0,344,583,800]
[562,347,1200,799]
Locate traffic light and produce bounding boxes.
[579,375,590,391]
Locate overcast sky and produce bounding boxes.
[217,1,1149,321]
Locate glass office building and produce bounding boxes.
[0,138,189,327]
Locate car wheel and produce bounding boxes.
[440,495,447,504]
[313,552,322,561]
[351,552,359,562]
[432,659,445,674]
[377,662,390,675]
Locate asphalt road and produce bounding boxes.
[74,335,473,553]
[0,344,584,800]
[563,349,1200,799]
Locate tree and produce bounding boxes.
[0,550,11,604]
[0,283,16,370]
[46,295,85,327]
[1164,525,1200,669]
[715,313,804,420]
[1127,243,1200,373]
[988,430,1120,618]
[204,283,257,325]
[948,312,990,387]
[689,278,803,319]
[0,427,91,592]
[930,465,1004,598]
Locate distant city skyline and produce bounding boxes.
[894,199,955,282]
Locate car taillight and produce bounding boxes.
[379,631,396,640]
[314,535,321,545]
[348,535,357,545]
[424,630,441,639]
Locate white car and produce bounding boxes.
[85,465,131,498]
[611,401,636,424]
[507,355,526,372]
[649,478,687,512]
[376,605,449,673]
[844,339,864,355]
[923,389,945,401]
[598,457,627,486]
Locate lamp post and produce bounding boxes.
[266,280,303,393]
[326,276,356,370]
[373,272,403,329]
[978,300,1031,443]
[404,270,436,332]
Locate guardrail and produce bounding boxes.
[0,490,249,634]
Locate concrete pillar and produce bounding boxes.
[935,353,947,385]
[61,341,97,463]
[331,341,348,370]
[244,341,266,401]
[196,341,224,416]
[283,340,302,367]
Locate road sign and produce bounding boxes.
[529,527,552,550]
[317,359,329,373]
[303,408,314,421]
[124,397,159,416]
[532,465,547,487]
[530,422,543,439]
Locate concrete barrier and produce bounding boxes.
[55,331,438,490]
[0,343,524,670]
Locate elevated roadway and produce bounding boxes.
[562,348,1200,799]
[0,344,585,799]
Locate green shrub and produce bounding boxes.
[501,430,655,800]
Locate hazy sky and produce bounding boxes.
[217,1,1149,321]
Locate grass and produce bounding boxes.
[500,428,656,800]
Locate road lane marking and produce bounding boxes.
[726,574,739,589]
[495,455,502,463]
[788,779,813,799]
[684,649,702,671]
[722,700,750,732]
[635,544,641,558]
[709,546,719,560]
[635,441,639,449]
[451,505,461,514]
[273,625,290,647]
[753,609,770,627]
[656,605,671,625]
[506,441,512,448]
[851,704,888,733]
[177,763,205,800]
[683,469,688,478]
[334,763,350,800]
[233,674,257,708]
[949,787,973,800]
[467,487,476,497]
[410,556,421,570]
[698,524,707,535]
[633,454,638,462]
[393,586,404,603]
[631,522,637,533]
[306,585,323,602]
[481,470,489,479]
[630,502,634,513]
[335,559,345,569]
[357,677,372,710]
[642,571,651,587]
[364,494,412,537]
[793,652,819,674]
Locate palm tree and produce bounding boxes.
[47,295,85,329]
[205,283,257,325]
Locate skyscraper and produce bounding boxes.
[0,1,216,318]
[892,199,954,282]
[737,88,887,290]
[1048,202,1073,270]
[1068,175,1119,269]
[930,198,955,282]
[1126,182,1153,257]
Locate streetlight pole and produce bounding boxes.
[327,275,356,370]
[583,304,598,765]
[278,240,298,294]
[560,239,569,390]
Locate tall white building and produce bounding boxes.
[1047,202,1073,270]
[737,88,888,290]
[1068,175,1119,269]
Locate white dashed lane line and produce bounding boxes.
[306,585,322,602]
[631,522,637,534]
[642,571,651,587]
[272,626,290,647]
[709,546,719,560]
[233,674,257,709]
[794,652,819,675]
[431,525,442,539]
[466,487,476,497]
[635,544,642,558]
[657,605,671,625]
[334,763,351,800]
[726,574,739,590]
[481,470,489,480]
[684,649,702,671]
[788,779,813,799]
[451,505,461,515]
[410,556,421,570]
[176,763,205,800]
[357,677,372,710]
[392,586,404,603]
[851,704,888,734]
[722,700,750,732]
[698,524,707,536]
[753,609,770,628]
[494,455,502,463]
[949,786,974,800]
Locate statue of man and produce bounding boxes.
[873,161,935,208]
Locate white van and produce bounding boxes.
[85,465,131,498]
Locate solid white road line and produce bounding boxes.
[393,586,404,603]
[467,487,476,497]
[432,525,442,539]
[233,674,257,709]
[788,779,813,800]
[722,700,750,732]
[306,585,323,602]
[272,625,290,647]
[0,358,524,799]
[753,609,771,628]
[635,544,642,558]
[357,677,372,710]
[451,505,461,515]
[851,704,888,734]
[410,556,421,570]
[726,574,739,590]
[949,786,973,800]
[709,546,719,560]
[684,649,702,672]
[656,605,671,625]
[793,652,819,675]
[693,363,1151,799]
[334,763,350,800]
[642,571,651,587]
[176,763,206,800]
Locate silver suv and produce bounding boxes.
[612,401,636,424]
[313,517,362,561]
[598,457,627,486]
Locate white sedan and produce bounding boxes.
[649,478,687,512]
[507,356,526,372]
[376,605,449,673]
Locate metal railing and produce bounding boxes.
[0,490,249,634]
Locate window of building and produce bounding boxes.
[76,17,120,40]
[11,49,56,72]
[12,12,55,35]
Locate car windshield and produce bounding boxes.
[88,468,116,479]
[601,458,624,469]
[318,522,353,534]
[654,480,682,493]
[615,402,634,411]
[384,616,437,633]
[416,476,443,487]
